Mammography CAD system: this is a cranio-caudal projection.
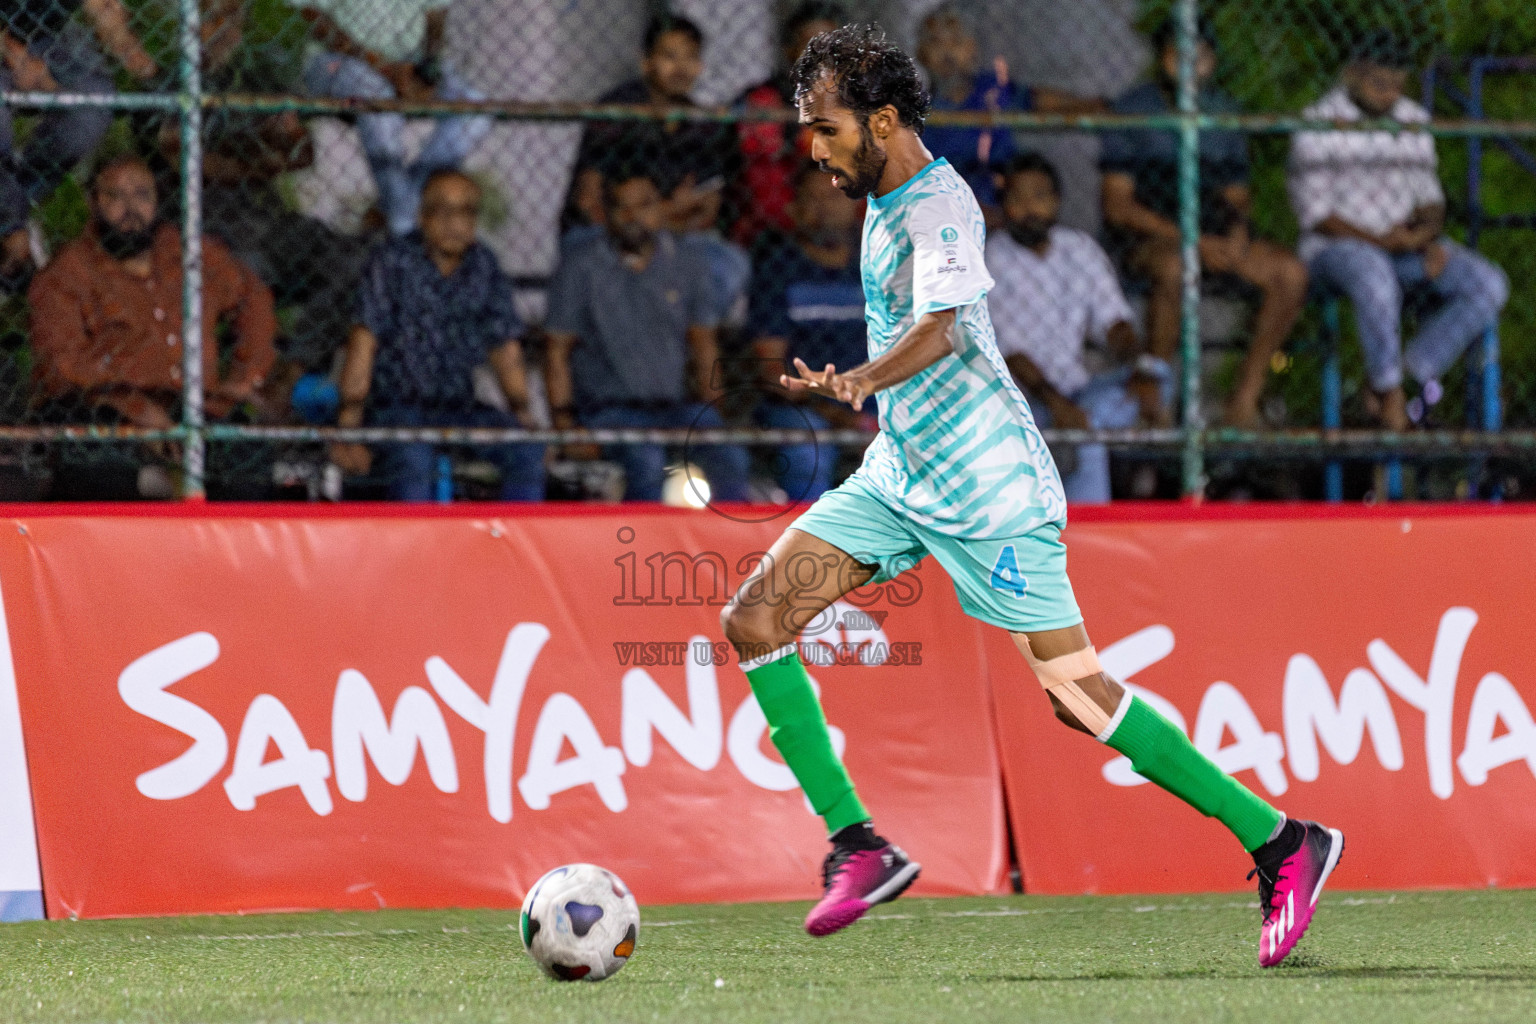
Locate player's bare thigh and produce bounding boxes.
[721,528,878,659]
[1013,623,1126,735]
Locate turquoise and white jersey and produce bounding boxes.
[850,157,1065,539]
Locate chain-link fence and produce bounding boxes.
[1,0,1533,502]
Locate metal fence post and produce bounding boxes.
[178,0,205,500]
[1321,299,1343,502]
[1176,0,1205,499]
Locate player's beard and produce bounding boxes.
[825,123,887,199]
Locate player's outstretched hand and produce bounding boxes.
[782,357,873,411]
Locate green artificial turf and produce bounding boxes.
[0,889,1532,1023]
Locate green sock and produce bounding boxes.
[1103,696,1282,852]
[744,646,868,835]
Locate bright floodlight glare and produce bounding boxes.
[662,463,711,508]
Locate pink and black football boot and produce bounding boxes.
[804,829,921,937]
[1249,818,1346,967]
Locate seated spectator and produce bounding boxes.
[545,168,749,503]
[565,14,746,322]
[28,154,276,498]
[291,0,490,236]
[1289,30,1509,430]
[568,14,735,234]
[329,170,545,502]
[987,153,1169,504]
[916,4,1104,217]
[1100,18,1307,428]
[749,164,867,502]
[1,0,160,290]
[731,1,847,245]
[149,0,369,374]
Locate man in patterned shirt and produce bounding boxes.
[718,25,1343,967]
[330,170,545,500]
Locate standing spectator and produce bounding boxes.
[730,1,846,245]
[1,0,160,289]
[988,153,1168,503]
[1289,30,1509,430]
[749,164,867,501]
[545,168,749,503]
[1100,18,1308,428]
[29,154,276,497]
[329,170,545,501]
[291,0,491,236]
[150,0,369,374]
[916,4,1104,217]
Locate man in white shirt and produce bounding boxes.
[986,153,1170,502]
[1289,30,1508,429]
[293,0,491,236]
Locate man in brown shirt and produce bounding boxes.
[28,153,277,430]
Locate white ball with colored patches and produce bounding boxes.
[519,864,640,982]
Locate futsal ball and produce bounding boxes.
[519,864,640,981]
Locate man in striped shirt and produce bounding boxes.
[718,25,1343,968]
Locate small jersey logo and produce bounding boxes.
[940,226,960,244]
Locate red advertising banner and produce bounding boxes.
[0,509,1007,919]
[5,503,1536,916]
[992,508,1536,895]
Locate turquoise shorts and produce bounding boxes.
[789,476,1083,634]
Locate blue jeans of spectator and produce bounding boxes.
[371,406,546,502]
[1306,237,1509,392]
[1027,368,1167,504]
[756,400,833,502]
[0,26,113,234]
[303,52,492,236]
[582,403,749,502]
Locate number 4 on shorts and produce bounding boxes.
[989,544,1028,598]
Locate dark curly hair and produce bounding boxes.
[792,23,929,135]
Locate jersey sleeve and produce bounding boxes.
[908,195,994,317]
[983,237,1027,357]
